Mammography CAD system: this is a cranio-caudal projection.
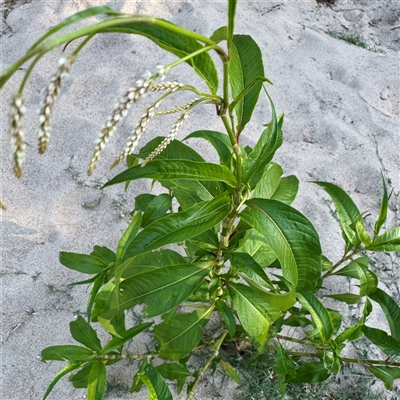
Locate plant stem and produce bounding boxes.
[186,330,228,400]
[98,352,158,360]
[322,247,365,279]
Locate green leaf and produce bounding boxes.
[142,194,172,228]
[274,345,296,393]
[41,345,94,362]
[361,326,400,357]
[227,282,280,345]
[210,26,227,43]
[59,252,107,274]
[369,288,400,341]
[229,35,264,133]
[70,362,94,389]
[104,160,236,188]
[139,364,173,400]
[102,322,153,353]
[314,181,363,248]
[297,292,334,343]
[102,262,213,319]
[135,194,156,212]
[325,293,361,304]
[156,363,192,394]
[43,363,81,400]
[215,299,237,339]
[241,199,322,292]
[220,359,241,384]
[369,226,400,252]
[367,365,400,391]
[87,275,105,323]
[242,100,282,189]
[102,21,219,94]
[374,173,388,236]
[356,220,372,246]
[87,360,106,400]
[92,281,115,322]
[154,307,212,360]
[70,316,102,352]
[90,246,116,264]
[286,362,330,384]
[229,252,273,288]
[120,193,230,260]
[116,212,142,260]
[334,256,368,278]
[184,130,233,166]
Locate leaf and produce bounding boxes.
[135,194,156,212]
[101,262,213,319]
[140,364,173,400]
[104,160,237,188]
[369,226,400,252]
[229,35,265,133]
[215,299,237,339]
[87,275,105,322]
[91,246,116,264]
[116,212,142,260]
[87,360,106,400]
[242,101,282,189]
[334,256,368,278]
[220,359,241,384]
[368,288,400,341]
[285,362,330,384]
[314,182,363,248]
[297,292,334,343]
[361,326,400,357]
[184,130,233,166]
[70,316,102,352]
[142,194,172,227]
[70,362,94,389]
[374,173,388,236]
[154,307,212,360]
[59,252,107,274]
[119,193,230,260]
[102,21,219,94]
[227,282,280,345]
[274,345,296,393]
[156,363,192,394]
[41,345,94,362]
[325,293,361,304]
[356,220,372,246]
[43,363,81,400]
[210,26,227,43]
[241,199,322,292]
[102,322,153,353]
[367,365,400,391]
[91,281,115,322]
[227,0,238,44]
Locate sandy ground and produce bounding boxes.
[0,1,399,399]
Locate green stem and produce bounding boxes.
[71,33,94,56]
[322,247,365,279]
[187,330,228,400]
[18,52,44,94]
[98,352,158,360]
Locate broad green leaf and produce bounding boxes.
[43,363,81,400]
[227,282,280,344]
[120,193,230,260]
[374,173,388,236]
[229,35,264,133]
[116,212,142,260]
[90,246,116,264]
[184,130,233,166]
[41,345,94,362]
[220,359,241,384]
[210,26,227,43]
[334,256,369,278]
[140,364,173,400]
[104,160,236,188]
[142,194,172,227]
[361,326,400,357]
[271,176,299,206]
[274,345,296,393]
[241,199,322,291]
[356,262,378,296]
[189,229,219,251]
[97,314,124,338]
[135,194,156,212]
[369,288,400,341]
[229,252,273,288]
[286,362,330,384]
[154,307,212,360]
[87,360,106,400]
[102,322,153,353]
[243,103,282,189]
[101,262,213,319]
[70,316,102,352]
[102,21,219,94]
[92,281,115,322]
[367,365,400,391]
[70,362,94,389]
[172,187,202,210]
[215,299,236,339]
[369,226,400,252]
[356,220,372,246]
[228,0,238,44]
[297,292,334,343]
[314,181,363,248]
[156,363,192,394]
[59,252,107,274]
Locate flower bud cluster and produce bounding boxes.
[87,67,168,175]
[151,81,182,93]
[38,55,76,154]
[157,97,201,115]
[8,95,26,178]
[142,110,190,166]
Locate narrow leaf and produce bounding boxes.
[367,365,400,391]
[59,252,106,274]
[286,362,330,384]
[70,316,102,352]
[369,226,400,252]
[141,364,173,400]
[215,299,237,339]
[43,363,81,400]
[361,326,400,357]
[116,212,142,260]
[156,363,191,394]
[220,359,241,384]
[41,345,94,362]
[374,173,388,236]
[87,360,106,400]
[142,194,172,228]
